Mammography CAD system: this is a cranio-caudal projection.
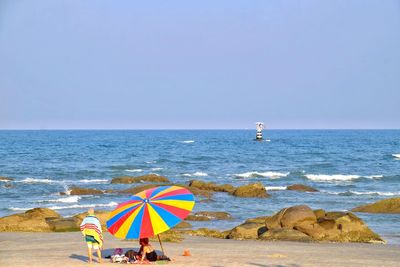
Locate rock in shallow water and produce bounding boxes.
[231,183,270,198]
[188,180,235,193]
[111,174,170,184]
[286,184,319,192]
[69,187,104,195]
[351,197,400,214]
[185,211,232,221]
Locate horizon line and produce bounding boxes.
[0,128,399,131]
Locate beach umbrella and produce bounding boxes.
[106,185,195,253]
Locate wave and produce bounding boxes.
[151,167,163,171]
[234,171,289,179]
[78,179,109,184]
[393,154,400,159]
[39,196,81,203]
[9,202,118,211]
[182,172,208,177]
[305,174,383,182]
[125,169,143,173]
[20,178,56,184]
[179,140,195,143]
[265,186,287,191]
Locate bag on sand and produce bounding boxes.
[125,250,138,260]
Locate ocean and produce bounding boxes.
[0,130,399,243]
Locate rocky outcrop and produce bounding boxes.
[258,228,313,242]
[0,176,13,182]
[0,208,61,232]
[188,180,235,193]
[286,184,318,192]
[46,217,80,232]
[231,183,270,198]
[185,211,232,221]
[69,187,104,195]
[351,197,400,214]
[226,205,384,243]
[226,221,267,240]
[184,228,228,239]
[174,221,192,229]
[111,174,170,184]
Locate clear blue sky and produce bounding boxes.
[1,0,399,129]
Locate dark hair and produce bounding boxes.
[139,238,149,245]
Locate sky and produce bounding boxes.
[0,0,399,129]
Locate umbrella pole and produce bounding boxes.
[157,234,165,255]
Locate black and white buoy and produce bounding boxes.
[255,122,264,140]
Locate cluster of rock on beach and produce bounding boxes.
[1,174,400,244]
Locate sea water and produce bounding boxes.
[0,130,399,243]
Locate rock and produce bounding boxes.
[184,228,227,239]
[280,205,317,228]
[174,221,192,229]
[258,228,313,242]
[0,208,61,232]
[286,184,319,192]
[111,174,170,184]
[313,209,326,219]
[233,205,384,243]
[69,187,103,195]
[73,210,111,231]
[186,211,232,221]
[188,180,235,193]
[149,229,183,242]
[0,176,13,182]
[226,222,267,240]
[245,216,270,224]
[231,183,270,198]
[351,197,400,214]
[46,217,80,232]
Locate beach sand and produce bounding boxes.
[0,232,399,267]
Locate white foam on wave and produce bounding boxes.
[305,174,383,182]
[39,196,81,203]
[151,167,163,171]
[265,186,287,191]
[234,171,289,179]
[393,154,400,159]
[20,178,56,184]
[10,202,118,212]
[183,172,208,177]
[78,179,109,184]
[179,140,195,143]
[125,169,143,173]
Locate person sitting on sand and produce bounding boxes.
[80,208,103,264]
[136,238,157,263]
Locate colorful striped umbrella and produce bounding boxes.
[106,185,195,239]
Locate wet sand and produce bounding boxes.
[0,232,399,267]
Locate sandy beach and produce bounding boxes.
[0,232,399,267]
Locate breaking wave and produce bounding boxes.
[234,171,289,179]
[265,186,287,191]
[393,154,400,159]
[305,174,383,182]
[9,202,118,211]
[179,140,195,143]
[182,172,208,177]
[39,196,81,203]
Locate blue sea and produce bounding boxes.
[0,130,399,243]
